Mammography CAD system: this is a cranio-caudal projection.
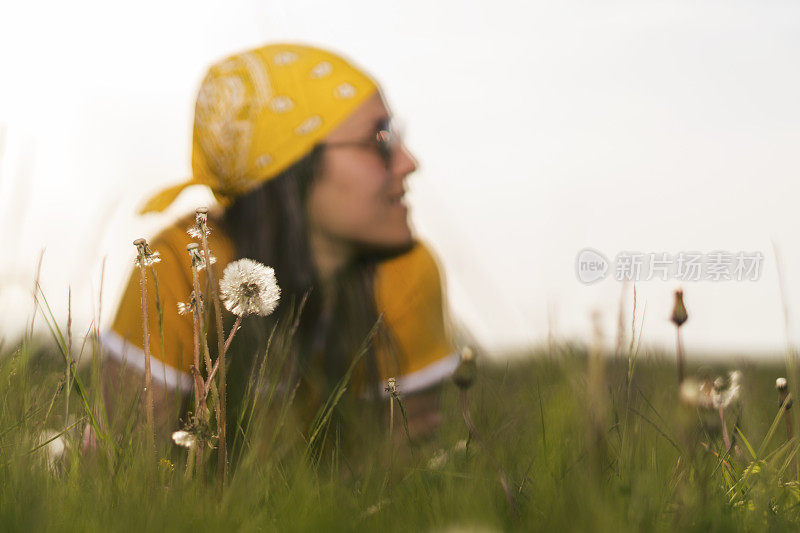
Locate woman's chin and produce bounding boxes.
[357,231,415,257]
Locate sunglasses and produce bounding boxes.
[320,118,400,167]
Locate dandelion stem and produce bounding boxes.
[197,212,228,489]
[190,364,205,475]
[718,406,731,452]
[676,328,685,385]
[223,315,242,356]
[135,240,155,453]
[204,315,242,389]
[189,286,205,475]
[388,396,394,444]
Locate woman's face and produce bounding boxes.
[305,92,418,252]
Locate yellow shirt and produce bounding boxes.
[104,213,457,396]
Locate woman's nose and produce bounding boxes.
[392,140,418,177]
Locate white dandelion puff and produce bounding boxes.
[171,430,196,449]
[679,377,714,409]
[38,429,68,471]
[219,259,281,317]
[777,377,788,391]
[712,378,740,410]
[681,372,741,410]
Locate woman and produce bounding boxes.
[102,43,458,446]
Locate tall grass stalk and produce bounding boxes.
[64,287,72,439]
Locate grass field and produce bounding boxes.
[3,327,800,531]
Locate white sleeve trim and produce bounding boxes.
[382,351,460,397]
[101,330,194,393]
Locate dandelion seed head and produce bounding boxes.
[134,250,161,267]
[713,383,740,410]
[427,449,448,470]
[177,291,203,315]
[682,373,741,410]
[38,429,68,471]
[777,377,788,391]
[453,347,477,390]
[219,259,281,317]
[187,225,212,239]
[186,243,216,270]
[171,430,195,449]
[133,238,161,267]
[198,255,216,271]
[143,251,161,266]
[680,377,714,409]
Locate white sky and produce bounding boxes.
[1,0,800,359]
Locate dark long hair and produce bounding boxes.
[220,145,397,423]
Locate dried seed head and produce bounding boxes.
[177,291,204,315]
[219,259,281,317]
[385,377,397,395]
[187,225,212,239]
[186,243,215,270]
[777,377,788,391]
[453,346,477,390]
[133,238,161,267]
[190,207,211,240]
[671,289,688,327]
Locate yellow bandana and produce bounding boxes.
[139,43,379,214]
